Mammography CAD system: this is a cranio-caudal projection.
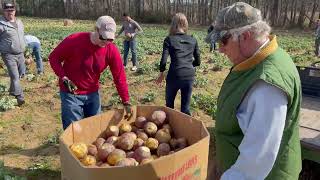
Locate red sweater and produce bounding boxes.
[49,32,129,103]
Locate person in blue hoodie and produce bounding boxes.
[0,2,26,106]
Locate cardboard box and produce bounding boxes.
[59,105,210,180]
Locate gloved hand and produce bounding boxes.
[62,76,77,93]
[123,102,133,120]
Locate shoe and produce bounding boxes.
[37,71,44,75]
[17,99,25,106]
[131,66,137,71]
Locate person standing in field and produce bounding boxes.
[0,2,26,106]
[24,34,44,75]
[207,23,217,52]
[315,19,320,57]
[206,2,301,179]
[156,13,200,115]
[116,13,143,72]
[49,16,132,130]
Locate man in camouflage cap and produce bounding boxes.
[209,2,301,180]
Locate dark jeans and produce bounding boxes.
[210,42,217,52]
[28,42,44,73]
[166,79,194,115]
[60,91,101,130]
[123,39,137,66]
[1,53,25,100]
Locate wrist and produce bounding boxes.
[123,101,131,105]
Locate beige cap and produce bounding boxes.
[96,16,116,40]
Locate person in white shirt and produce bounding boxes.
[25,34,44,74]
[206,2,302,180]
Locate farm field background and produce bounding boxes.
[0,17,319,179]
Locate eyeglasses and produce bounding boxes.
[219,33,232,46]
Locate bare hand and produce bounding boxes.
[125,33,132,38]
[156,73,164,86]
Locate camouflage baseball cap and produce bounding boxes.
[206,2,262,44]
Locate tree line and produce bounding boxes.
[1,0,320,28]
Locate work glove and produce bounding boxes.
[123,102,133,120]
[62,76,77,94]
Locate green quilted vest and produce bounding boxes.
[215,37,302,180]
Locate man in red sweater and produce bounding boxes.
[49,16,131,130]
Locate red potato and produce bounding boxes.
[126,151,135,158]
[115,158,139,167]
[136,131,148,141]
[116,136,135,151]
[157,143,171,157]
[144,122,158,136]
[135,116,147,128]
[151,110,166,126]
[105,125,119,138]
[134,146,151,163]
[97,143,115,162]
[121,132,137,140]
[87,144,98,156]
[155,129,171,143]
[94,138,106,149]
[133,138,144,150]
[162,124,172,134]
[107,149,126,165]
[176,137,188,149]
[106,136,118,145]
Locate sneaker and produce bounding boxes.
[131,66,137,71]
[17,99,25,106]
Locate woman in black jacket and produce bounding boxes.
[156,13,200,115]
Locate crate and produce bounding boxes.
[297,65,320,97]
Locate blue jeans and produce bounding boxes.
[27,42,43,73]
[165,79,194,115]
[60,91,101,130]
[123,39,137,66]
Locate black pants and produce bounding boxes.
[165,79,193,115]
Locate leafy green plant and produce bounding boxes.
[194,77,209,88]
[135,64,154,75]
[140,92,156,103]
[0,161,26,180]
[191,93,217,119]
[43,129,63,146]
[0,83,7,93]
[0,96,16,111]
[100,68,113,84]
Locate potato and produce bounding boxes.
[169,138,178,149]
[106,136,118,145]
[144,122,158,136]
[115,158,139,167]
[94,138,105,149]
[126,151,135,158]
[151,110,166,126]
[131,125,139,133]
[70,142,88,159]
[97,143,115,162]
[157,143,171,157]
[135,116,147,128]
[162,124,172,134]
[119,123,132,134]
[87,144,98,156]
[133,138,144,150]
[105,125,119,138]
[121,132,137,140]
[136,131,148,141]
[155,129,171,143]
[145,138,159,150]
[99,163,111,167]
[134,146,151,163]
[140,158,153,165]
[107,149,126,165]
[81,155,97,166]
[176,137,188,149]
[116,136,135,151]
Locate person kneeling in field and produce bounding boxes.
[49,16,132,130]
[207,2,302,179]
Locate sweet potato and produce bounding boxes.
[145,138,159,150]
[81,155,97,166]
[105,125,119,138]
[133,138,144,150]
[136,131,148,141]
[87,144,98,156]
[106,136,118,145]
[144,122,158,136]
[94,138,106,149]
[135,116,147,128]
[107,149,126,165]
[70,142,88,159]
[115,158,139,167]
[151,110,166,126]
[155,129,171,143]
[97,143,115,162]
[116,136,135,151]
[119,123,132,134]
[157,143,171,157]
[133,146,151,163]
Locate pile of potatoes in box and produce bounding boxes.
[70,110,188,167]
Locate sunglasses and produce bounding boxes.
[219,33,232,46]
